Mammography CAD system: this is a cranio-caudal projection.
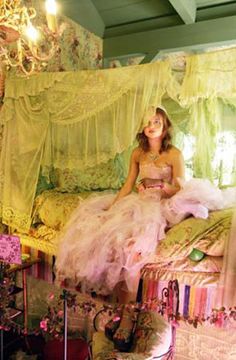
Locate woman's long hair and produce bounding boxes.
[136,107,172,153]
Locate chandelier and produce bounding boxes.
[0,0,63,75]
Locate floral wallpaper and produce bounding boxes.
[26,0,103,72]
[109,55,144,68]
[0,1,103,154]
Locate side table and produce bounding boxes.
[0,258,40,360]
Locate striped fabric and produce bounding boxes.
[21,245,55,284]
[141,278,217,318]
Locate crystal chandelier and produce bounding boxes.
[0,0,63,75]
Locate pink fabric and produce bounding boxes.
[56,164,236,296]
[139,162,172,182]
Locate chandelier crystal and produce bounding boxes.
[0,0,63,75]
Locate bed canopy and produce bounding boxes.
[0,47,236,232]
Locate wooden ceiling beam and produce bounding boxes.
[168,0,196,24]
[104,15,236,59]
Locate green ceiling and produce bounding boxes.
[59,0,236,62]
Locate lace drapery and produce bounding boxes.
[1,61,178,231]
[1,49,236,231]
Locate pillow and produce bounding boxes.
[93,332,114,356]
[132,311,171,358]
[157,208,233,259]
[191,256,223,273]
[36,172,54,196]
[33,190,92,230]
[29,224,58,241]
[167,256,223,273]
[52,156,125,193]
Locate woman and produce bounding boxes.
[55,106,231,300]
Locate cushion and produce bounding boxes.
[52,155,125,193]
[29,224,58,241]
[93,331,114,355]
[157,208,233,259]
[92,310,172,360]
[132,311,172,358]
[33,190,91,230]
[167,255,223,273]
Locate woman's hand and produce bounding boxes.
[136,182,145,192]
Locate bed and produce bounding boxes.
[140,207,233,317]
[14,188,234,317]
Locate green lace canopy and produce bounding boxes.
[0,49,236,232]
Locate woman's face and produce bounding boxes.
[143,113,164,139]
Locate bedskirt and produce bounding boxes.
[141,274,219,318]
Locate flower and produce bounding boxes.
[40,320,48,331]
[48,293,55,301]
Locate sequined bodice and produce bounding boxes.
[139,162,172,182]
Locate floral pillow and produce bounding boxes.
[52,156,125,193]
[132,311,171,358]
[158,208,233,259]
[33,190,92,230]
[93,332,147,360]
[92,311,171,360]
[167,256,223,273]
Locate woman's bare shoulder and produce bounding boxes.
[132,147,143,162]
[168,145,183,157]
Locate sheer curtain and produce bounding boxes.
[0,49,236,232]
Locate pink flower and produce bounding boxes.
[40,320,48,331]
[48,293,55,300]
[113,316,121,322]
[57,310,63,317]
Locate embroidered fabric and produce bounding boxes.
[139,162,172,183]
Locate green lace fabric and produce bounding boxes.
[0,49,236,231]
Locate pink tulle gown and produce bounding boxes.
[55,162,236,295]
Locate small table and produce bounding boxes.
[0,258,40,360]
[7,258,41,334]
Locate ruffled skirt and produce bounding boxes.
[55,179,236,295]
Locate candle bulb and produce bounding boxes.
[45,0,58,32]
[25,24,39,52]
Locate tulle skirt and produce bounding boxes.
[55,179,236,295]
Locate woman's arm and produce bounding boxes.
[163,148,185,197]
[113,148,140,204]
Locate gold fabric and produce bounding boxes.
[141,266,220,287]
[18,232,57,256]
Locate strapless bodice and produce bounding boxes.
[139,162,172,182]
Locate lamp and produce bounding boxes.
[0,0,64,75]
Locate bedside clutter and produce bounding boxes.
[93,310,172,360]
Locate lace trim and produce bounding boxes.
[17,233,57,256]
[5,72,66,99]
[1,205,32,233]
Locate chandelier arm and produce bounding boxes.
[0,0,63,76]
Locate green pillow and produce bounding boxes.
[188,248,205,262]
